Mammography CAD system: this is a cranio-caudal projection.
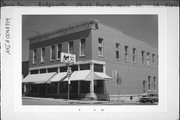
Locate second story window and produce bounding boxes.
[57,44,62,60]
[147,52,150,66]
[32,49,37,64]
[153,76,156,90]
[152,54,155,63]
[80,38,85,56]
[68,41,73,54]
[98,38,103,57]
[116,43,120,60]
[124,46,128,62]
[132,48,137,63]
[141,51,145,65]
[40,47,45,63]
[148,76,151,91]
[50,45,56,61]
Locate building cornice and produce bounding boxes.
[28,18,99,42]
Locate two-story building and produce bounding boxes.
[22,18,158,102]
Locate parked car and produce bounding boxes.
[148,94,158,102]
[139,94,158,103]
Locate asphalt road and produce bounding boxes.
[22,97,158,105]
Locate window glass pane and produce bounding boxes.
[69,41,73,54]
[116,43,120,59]
[147,52,150,66]
[51,45,56,60]
[48,67,57,73]
[60,66,68,72]
[94,64,103,72]
[30,69,38,74]
[40,69,46,73]
[80,38,85,56]
[80,81,90,93]
[60,81,68,93]
[98,38,103,56]
[133,48,136,62]
[125,46,128,62]
[71,65,78,72]
[142,51,145,64]
[33,49,37,64]
[80,64,90,70]
[148,76,151,90]
[41,48,45,62]
[57,44,62,59]
[152,54,155,62]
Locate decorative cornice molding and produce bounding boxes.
[28,18,99,42]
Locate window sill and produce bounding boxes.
[56,58,61,61]
[98,55,104,58]
[116,58,120,61]
[40,61,45,64]
[125,60,129,63]
[133,61,136,64]
[79,55,85,57]
[50,60,55,62]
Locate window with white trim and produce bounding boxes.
[98,38,103,57]
[132,48,137,63]
[68,41,73,54]
[147,52,150,66]
[80,38,85,56]
[116,43,120,60]
[57,44,62,60]
[32,49,37,64]
[124,46,128,62]
[40,47,45,63]
[148,76,151,91]
[50,45,56,61]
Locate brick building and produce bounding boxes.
[22,18,158,101]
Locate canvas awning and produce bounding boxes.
[22,72,56,84]
[64,70,91,81]
[85,72,112,80]
[48,72,67,83]
[64,70,112,81]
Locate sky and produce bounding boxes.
[22,15,158,61]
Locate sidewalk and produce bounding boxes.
[22,96,108,104]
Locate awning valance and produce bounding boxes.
[22,72,56,84]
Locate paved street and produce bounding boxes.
[22,97,158,105]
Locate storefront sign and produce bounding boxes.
[61,52,76,64]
